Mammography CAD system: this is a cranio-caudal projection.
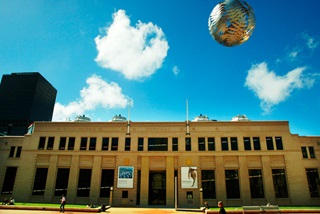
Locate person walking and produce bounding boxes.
[218,201,226,214]
[60,194,66,213]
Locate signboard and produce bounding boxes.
[117,166,134,188]
[181,167,198,188]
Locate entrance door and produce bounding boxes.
[149,171,166,205]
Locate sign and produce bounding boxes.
[181,167,198,188]
[117,166,134,188]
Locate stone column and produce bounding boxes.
[67,155,80,203]
[140,156,149,205]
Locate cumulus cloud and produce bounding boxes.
[52,75,131,121]
[245,62,315,114]
[94,9,169,80]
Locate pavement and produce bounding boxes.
[0,207,203,214]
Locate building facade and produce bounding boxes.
[0,119,319,207]
[0,72,57,136]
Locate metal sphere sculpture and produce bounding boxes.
[208,0,256,47]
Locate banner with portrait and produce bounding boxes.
[117,166,134,188]
[181,167,198,188]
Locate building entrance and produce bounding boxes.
[149,171,166,205]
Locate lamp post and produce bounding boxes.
[109,187,114,206]
[199,188,203,208]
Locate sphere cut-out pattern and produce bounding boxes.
[208,0,256,47]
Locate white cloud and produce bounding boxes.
[173,65,180,76]
[302,33,319,50]
[245,62,314,114]
[52,75,131,121]
[94,9,169,80]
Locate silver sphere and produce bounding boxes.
[208,0,256,47]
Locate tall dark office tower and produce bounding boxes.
[0,72,57,136]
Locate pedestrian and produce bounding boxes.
[9,197,15,205]
[218,201,226,214]
[201,201,210,212]
[60,194,66,213]
[2,197,8,205]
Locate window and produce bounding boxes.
[80,137,88,150]
[102,137,109,151]
[172,138,178,151]
[54,168,70,196]
[225,170,240,198]
[125,138,131,151]
[138,138,144,151]
[208,138,215,151]
[1,167,17,194]
[253,137,261,150]
[185,138,191,151]
[148,138,168,151]
[306,168,320,198]
[198,138,205,151]
[9,146,15,157]
[59,137,67,150]
[272,169,289,198]
[111,138,118,151]
[16,146,22,157]
[221,137,228,151]
[275,137,283,150]
[122,190,128,198]
[47,137,54,150]
[302,147,316,159]
[244,137,251,150]
[89,137,96,150]
[77,169,92,197]
[249,169,264,198]
[68,137,75,150]
[32,168,48,196]
[231,137,238,150]
[266,137,274,150]
[38,137,46,150]
[201,170,216,199]
[100,169,114,197]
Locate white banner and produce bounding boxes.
[181,167,198,188]
[117,166,134,188]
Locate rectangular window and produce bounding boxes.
[100,169,115,197]
[208,137,215,151]
[54,168,70,196]
[102,137,109,150]
[125,138,131,151]
[32,168,48,196]
[266,137,274,150]
[89,137,96,150]
[111,138,118,151]
[185,138,191,151]
[225,170,240,198]
[138,138,144,151]
[201,170,216,199]
[122,190,128,198]
[59,137,67,150]
[148,138,168,151]
[221,137,228,151]
[198,138,205,151]
[80,137,88,150]
[272,169,289,198]
[77,169,92,197]
[231,137,238,150]
[309,147,316,158]
[172,138,178,151]
[9,146,15,157]
[1,167,17,194]
[38,137,46,150]
[68,137,75,150]
[16,146,22,157]
[301,147,308,158]
[47,137,54,150]
[249,169,264,198]
[244,137,251,150]
[275,137,283,150]
[253,137,261,150]
[306,168,320,198]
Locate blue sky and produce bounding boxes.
[0,0,319,136]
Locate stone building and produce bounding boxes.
[0,115,319,207]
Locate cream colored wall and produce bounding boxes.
[0,121,320,207]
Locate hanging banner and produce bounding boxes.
[181,167,198,188]
[117,166,134,188]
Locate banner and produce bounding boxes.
[117,166,134,188]
[181,167,198,188]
